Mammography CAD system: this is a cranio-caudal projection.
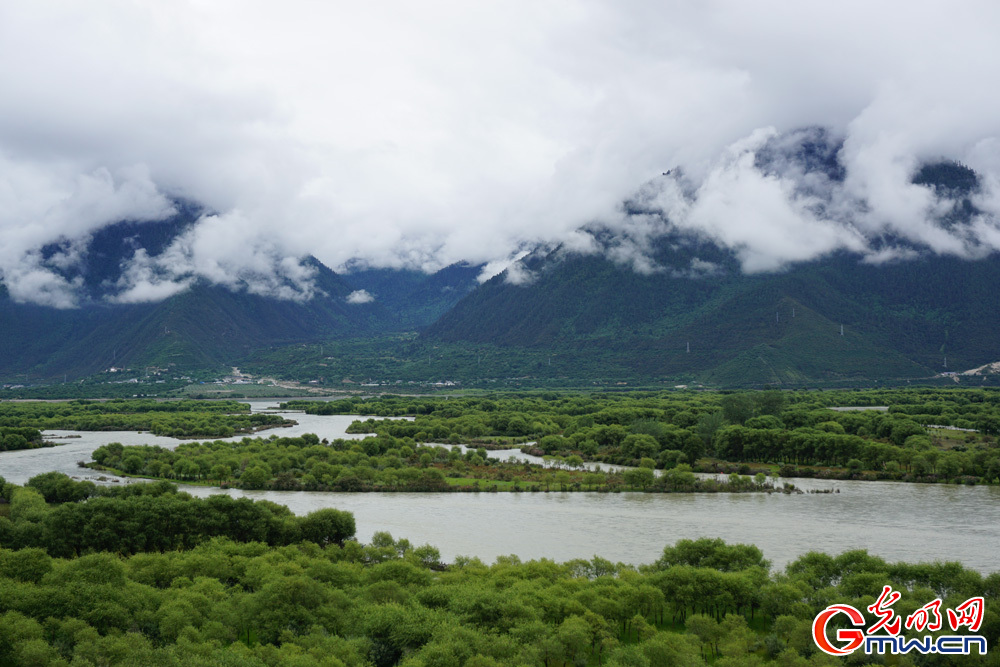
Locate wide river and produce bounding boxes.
[2,401,998,572]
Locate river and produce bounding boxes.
[2,400,998,572]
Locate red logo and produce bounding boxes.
[812,604,866,656]
[812,587,988,657]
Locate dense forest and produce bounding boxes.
[86,436,792,495]
[2,389,1000,664]
[0,475,355,557]
[0,426,44,452]
[0,476,996,666]
[284,388,1000,484]
[4,389,1000,485]
[0,399,292,438]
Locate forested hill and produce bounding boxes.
[0,215,390,379]
[420,156,1000,386]
[342,262,482,329]
[423,247,1000,386]
[5,153,1000,387]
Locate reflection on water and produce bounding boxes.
[2,400,998,572]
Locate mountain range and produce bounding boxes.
[2,142,998,388]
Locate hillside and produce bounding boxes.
[423,245,1000,386]
[0,216,388,380]
[4,149,999,388]
[342,262,482,329]
[417,153,999,387]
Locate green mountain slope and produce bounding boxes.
[423,246,1000,386]
[342,263,481,329]
[1,262,387,379]
[0,214,391,380]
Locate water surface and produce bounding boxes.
[2,400,997,572]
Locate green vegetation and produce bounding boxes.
[0,378,192,400]
[0,399,293,438]
[0,426,44,452]
[239,334,606,389]
[86,436,790,494]
[284,387,1000,484]
[1,474,355,557]
[175,383,319,399]
[0,475,996,666]
[419,243,1000,387]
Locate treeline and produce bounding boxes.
[87,436,792,495]
[91,436,456,493]
[0,426,44,452]
[0,500,997,666]
[0,474,355,557]
[0,398,251,420]
[0,379,190,400]
[283,388,1000,484]
[0,399,291,437]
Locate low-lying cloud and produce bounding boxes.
[345,290,375,305]
[107,211,322,304]
[2,1,1000,305]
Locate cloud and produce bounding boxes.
[645,129,869,272]
[0,158,175,306]
[346,289,374,304]
[503,261,537,286]
[589,123,1000,274]
[2,0,1000,305]
[477,250,532,284]
[107,211,321,303]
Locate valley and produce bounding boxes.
[4,3,1000,664]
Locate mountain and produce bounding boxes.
[0,213,388,380]
[342,262,482,329]
[4,130,999,388]
[423,245,1000,386]
[423,150,1000,387]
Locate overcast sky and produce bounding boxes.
[2,1,1000,306]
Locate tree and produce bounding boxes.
[718,614,755,657]
[298,508,356,546]
[240,466,270,490]
[26,472,95,503]
[721,394,755,425]
[755,390,785,417]
[10,488,47,523]
[0,548,52,583]
[557,616,592,665]
[622,434,659,460]
[686,614,721,657]
[696,411,725,448]
[624,467,655,491]
[210,464,231,484]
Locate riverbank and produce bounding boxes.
[83,458,802,495]
[4,395,1000,572]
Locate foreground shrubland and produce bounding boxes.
[0,476,997,666]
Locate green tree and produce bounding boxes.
[299,508,356,546]
[721,394,755,425]
[240,466,270,490]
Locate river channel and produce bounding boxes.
[2,400,998,572]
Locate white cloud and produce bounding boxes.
[655,129,869,272]
[346,289,374,304]
[503,261,537,286]
[107,211,321,303]
[477,251,532,284]
[0,156,174,306]
[1,0,1000,305]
